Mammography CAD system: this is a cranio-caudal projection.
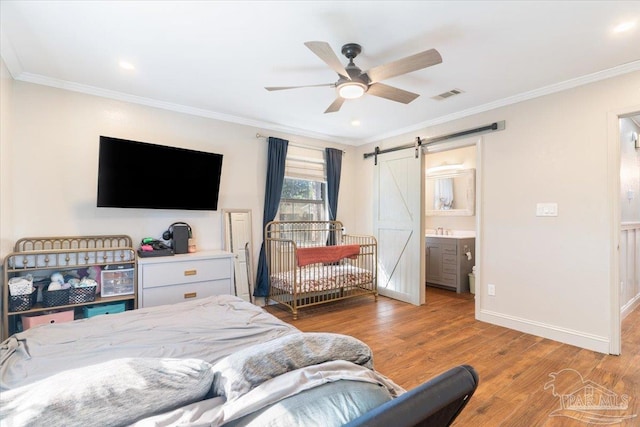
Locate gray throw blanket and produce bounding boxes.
[211,332,374,400]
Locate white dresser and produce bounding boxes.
[137,250,234,308]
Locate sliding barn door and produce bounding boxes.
[373,148,425,305]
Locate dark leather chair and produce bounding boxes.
[345,365,479,427]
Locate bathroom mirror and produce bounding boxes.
[426,169,475,216]
[223,209,254,303]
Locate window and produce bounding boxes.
[278,178,326,222]
[277,145,328,223]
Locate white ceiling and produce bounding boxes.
[1,1,639,145]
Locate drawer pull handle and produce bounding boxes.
[184,270,197,276]
[184,292,197,299]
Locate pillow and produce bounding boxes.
[211,332,373,401]
[0,357,214,427]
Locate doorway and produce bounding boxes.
[607,107,640,355]
[370,126,492,310]
[423,136,481,315]
[617,114,640,355]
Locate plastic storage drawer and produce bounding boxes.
[83,302,126,318]
[101,267,135,297]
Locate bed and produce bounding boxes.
[266,220,378,319]
[0,294,478,426]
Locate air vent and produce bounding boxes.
[432,88,464,100]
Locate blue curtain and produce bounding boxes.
[325,148,343,246]
[254,137,289,297]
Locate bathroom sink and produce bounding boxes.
[425,230,476,239]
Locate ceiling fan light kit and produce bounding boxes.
[338,82,367,99]
[266,41,442,113]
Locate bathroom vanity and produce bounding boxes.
[425,233,475,293]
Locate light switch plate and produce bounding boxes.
[536,202,558,217]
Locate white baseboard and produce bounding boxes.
[621,293,640,320]
[478,309,610,354]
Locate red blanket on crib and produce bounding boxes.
[296,244,361,267]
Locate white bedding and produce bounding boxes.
[0,295,404,427]
[1,295,298,390]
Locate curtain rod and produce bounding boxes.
[255,133,345,154]
[363,121,505,163]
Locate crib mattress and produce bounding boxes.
[270,265,373,294]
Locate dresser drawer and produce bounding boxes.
[442,254,457,265]
[142,279,231,307]
[442,265,458,275]
[441,273,457,285]
[442,244,457,255]
[142,258,230,289]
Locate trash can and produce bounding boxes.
[468,273,475,295]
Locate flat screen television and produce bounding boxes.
[97,136,223,210]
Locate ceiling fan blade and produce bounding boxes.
[304,41,350,80]
[265,83,335,91]
[366,48,442,84]
[324,97,345,113]
[367,83,420,104]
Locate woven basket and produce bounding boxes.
[9,287,38,312]
[42,286,71,307]
[69,286,97,304]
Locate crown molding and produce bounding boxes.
[366,60,640,145]
[12,72,353,145]
[8,59,640,147]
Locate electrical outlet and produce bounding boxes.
[488,284,496,296]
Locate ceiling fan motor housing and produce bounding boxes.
[341,43,362,60]
[338,43,369,98]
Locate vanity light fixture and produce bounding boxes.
[426,163,464,175]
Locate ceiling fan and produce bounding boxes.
[265,41,442,113]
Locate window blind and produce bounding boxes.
[284,145,326,181]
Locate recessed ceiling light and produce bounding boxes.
[613,20,637,33]
[119,61,135,70]
[351,120,361,126]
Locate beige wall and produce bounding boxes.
[356,71,640,353]
[0,74,357,271]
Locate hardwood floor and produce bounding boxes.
[265,288,640,426]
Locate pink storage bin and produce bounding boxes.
[21,309,74,330]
